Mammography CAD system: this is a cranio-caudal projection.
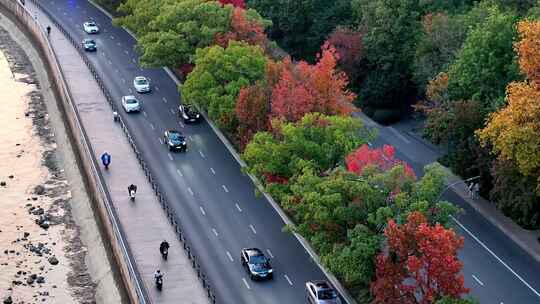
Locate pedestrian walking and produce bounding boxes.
[100,152,111,170]
[46,25,51,36]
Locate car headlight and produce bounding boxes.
[267,269,273,273]
[196,114,200,118]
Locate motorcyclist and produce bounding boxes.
[154,269,163,289]
[128,184,137,196]
[159,240,170,256]
[100,152,111,169]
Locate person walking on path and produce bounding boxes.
[100,152,111,170]
[46,25,51,36]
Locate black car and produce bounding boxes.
[240,248,273,280]
[179,104,201,123]
[82,39,96,51]
[163,129,187,151]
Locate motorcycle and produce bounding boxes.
[161,247,168,260]
[155,276,163,291]
[129,189,136,201]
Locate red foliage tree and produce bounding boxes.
[218,0,245,8]
[271,45,355,122]
[371,212,468,304]
[215,8,268,50]
[345,144,415,179]
[235,83,270,148]
[325,27,364,82]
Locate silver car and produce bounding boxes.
[121,95,141,113]
[133,76,150,93]
[306,281,341,304]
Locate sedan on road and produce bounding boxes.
[82,39,96,52]
[178,104,201,123]
[306,280,341,304]
[121,95,141,113]
[133,76,151,93]
[83,21,99,34]
[240,248,273,280]
[163,129,187,152]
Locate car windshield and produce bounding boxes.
[249,255,266,264]
[318,289,337,300]
[87,22,96,26]
[136,78,148,85]
[186,106,197,114]
[126,98,138,104]
[84,40,95,44]
[168,132,183,141]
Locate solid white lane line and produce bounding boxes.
[199,206,206,216]
[222,185,229,193]
[210,167,216,175]
[199,150,205,158]
[235,203,242,212]
[452,216,540,297]
[266,249,274,258]
[158,137,163,144]
[162,97,168,103]
[226,251,234,262]
[472,274,484,286]
[143,111,147,117]
[176,169,183,177]
[284,274,293,286]
[149,123,155,130]
[187,187,194,196]
[167,153,173,161]
[212,228,218,237]
[242,278,250,289]
[249,224,256,234]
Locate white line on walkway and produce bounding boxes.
[266,249,274,258]
[170,108,175,115]
[167,153,173,161]
[143,111,147,117]
[284,274,293,286]
[235,203,242,212]
[210,167,216,175]
[187,187,194,196]
[242,278,250,289]
[212,228,218,237]
[199,150,205,158]
[158,137,163,145]
[452,216,540,297]
[199,206,206,216]
[222,185,229,193]
[226,251,234,262]
[249,224,256,234]
[176,169,183,177]
[387,126,411,144]
[472,274,484,286]
[149,123,155,130]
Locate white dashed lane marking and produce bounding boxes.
[284,275,293,286]
[187,187,194,196]
[162,97,168,104]
[235,203,242,212]
[222,185,229,193]
[167,153,173,161]
[242,278,250,290]
[266,249,274,258]
[472,274,484,287]
[210,168,216,175]
[199,150,205,158]
[249,224,256,234]
[226,251,234,262]
[176,169,183,177]
[212,228,218,237]
[199,206,206,216]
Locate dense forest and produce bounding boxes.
[97,0,540,302]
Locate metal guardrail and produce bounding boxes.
[27,0,217,302]
[0,0,149,303]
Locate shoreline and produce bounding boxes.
[0,10,124,304]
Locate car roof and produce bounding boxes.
[135,76,147,80]
[123,95,137,100]
[243,248,264,256]
[309,280,333,291]
[83,38,95,42]
[166,129,182,135]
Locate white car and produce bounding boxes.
[121,95,141,113]
[83,21,99,34]
[133,76,151,93]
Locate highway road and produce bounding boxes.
[36,0,540,303]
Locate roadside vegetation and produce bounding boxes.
[102,0,540,302]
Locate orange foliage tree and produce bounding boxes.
[214,8,269,51]
[514,20,540,86]
[371,212,468,304]
[271,44,355,122]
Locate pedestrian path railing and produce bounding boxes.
[25,0,216,302]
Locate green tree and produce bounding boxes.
[246,0,353,61]
[115,0,167,35]
[182,41,267,133]
[352,0,422,123]
[447,6,520,112]
[436,296,479,304]
[138,0,232,67]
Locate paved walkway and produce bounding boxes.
[26,2,210,303]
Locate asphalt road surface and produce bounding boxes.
[37,0,540,303]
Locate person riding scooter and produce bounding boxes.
[159,240,170,260]
[154,269,163,290]
[128,184,137,201]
